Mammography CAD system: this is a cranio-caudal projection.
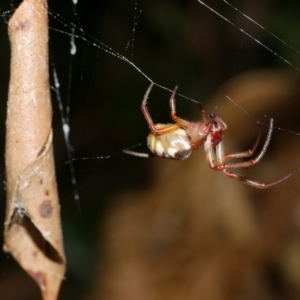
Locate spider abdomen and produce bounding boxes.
[125,84,300,188]
[147,123,192,160]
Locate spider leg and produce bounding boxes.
[169,86,207,125]
[141,83,158,133]
[204,134,221,170]
[223,119,273,169]
[152,124,181,135]
[222,165,300,189]
[141,83,182,135]
[123,149,156,158]
[206,133,300,188]
[169,86,189,126]
[224,123,261,161]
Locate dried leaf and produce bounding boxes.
[4,0,66,299]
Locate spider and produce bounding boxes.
[123,83,300,188]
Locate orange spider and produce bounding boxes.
[124,83,300,188]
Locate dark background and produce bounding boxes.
[1,0,300,299]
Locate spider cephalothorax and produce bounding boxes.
[124,83,300,188]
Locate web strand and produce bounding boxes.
[196,0,300,72]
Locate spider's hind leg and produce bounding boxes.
[123,149,156,158]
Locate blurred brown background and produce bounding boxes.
[1,0,300,299]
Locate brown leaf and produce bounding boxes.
[4,0,66,299]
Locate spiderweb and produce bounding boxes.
[1,0,300,298]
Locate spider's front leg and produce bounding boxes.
[222,166,300,189]
[204,133,225,170]
[217,118,300,188]
[223,119,272,169]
